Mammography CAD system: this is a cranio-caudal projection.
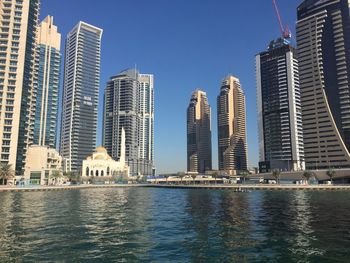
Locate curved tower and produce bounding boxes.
[297,0,350,169]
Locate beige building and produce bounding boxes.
[217,75,248,175]
[24,145,62,185]
[0,0,40,174]
[187,89,212,173]
[82,128,130,180]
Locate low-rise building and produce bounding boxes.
[24,146,62,185]
[82,128,130,182]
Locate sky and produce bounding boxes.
[40,0,301,174]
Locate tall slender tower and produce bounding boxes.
[103,69,155,176]
[0,0,40,174]
[187,90,212,173]
[256,38,304,173]
[138,74,154,167]
[60,22,102,172]
[33,16,61,148]
[297,0,350,169]
[217,76,247,175]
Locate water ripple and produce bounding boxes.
[0,189,350,262]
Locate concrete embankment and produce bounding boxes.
[0,184,143,193]
[1,184,350,192]
[146,184,350,191]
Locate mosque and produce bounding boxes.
[82,128,130,179]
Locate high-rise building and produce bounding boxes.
[297,0,350,169]
[33,16,61,148]
[0,0,40,174]
[217,75,248,174]
[187,90,212,173]
[60,22,102,172]
[138,74,154,165]
[103,69,154,176]
[256,38,305,173]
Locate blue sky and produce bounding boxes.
[41,0,301,174]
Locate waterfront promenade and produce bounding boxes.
[1,183,350,192]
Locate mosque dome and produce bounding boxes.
[95,146,107,153]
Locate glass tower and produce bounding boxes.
[60,22,102,173]
[33,16,61,149]
[256,38,305,173]
[297,0,350,169]
[103,69,155,176]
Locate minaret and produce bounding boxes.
[120,127,126,165]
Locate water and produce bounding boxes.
[0,188,349,262]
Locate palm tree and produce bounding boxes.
[0,163,15,185]
[302,170,314,185]
[164,175,170,184]
[212,171,219,185]
[326,169,336,185]
[51,170,62,185]
[177,172,185,185]
[191,174,197,185]
[241,171,249,184]
[272,169,281,184]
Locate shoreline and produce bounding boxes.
[1,183,350,192]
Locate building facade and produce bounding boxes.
[60,22,102,172]
[297,0,350,169]
[256,38,305,173]
[103,69,154,176]
[138,74,154,166]
[0,0,40,174]
[24,145,62,185]
[82,129,129,180]
[217,75,247,175]
[187,90,212,173]
[33,16,61,148]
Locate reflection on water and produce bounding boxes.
[0,188,350,262]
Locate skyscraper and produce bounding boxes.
[217,76,247,174]
[103,69,154,176]
[0,0,40,174]
[187,90,212,173]
[138,74,154,165]
[60,22,102,172]
[297,0,350,169]
[33,16,61,148]
[256,38,305,173]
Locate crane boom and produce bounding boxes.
[272,0,291,39]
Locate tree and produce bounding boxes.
[272,169,281,184]
[51,170,62,185]
[241,171,249,184]
[302,170,314,185]
[177,172,185,185]
[67,171,80,184]
[212,171,219,185]
[0,163,15,185]
[164,175,170,184]
[326,169,336,185]
[191,174,197,185]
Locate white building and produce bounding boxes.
[24,145,62,185]
[82,128,130,180]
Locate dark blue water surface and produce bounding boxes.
[0,188,349,262]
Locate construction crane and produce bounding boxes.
[272,0,291,39]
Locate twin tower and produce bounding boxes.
[187,76,248,175]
